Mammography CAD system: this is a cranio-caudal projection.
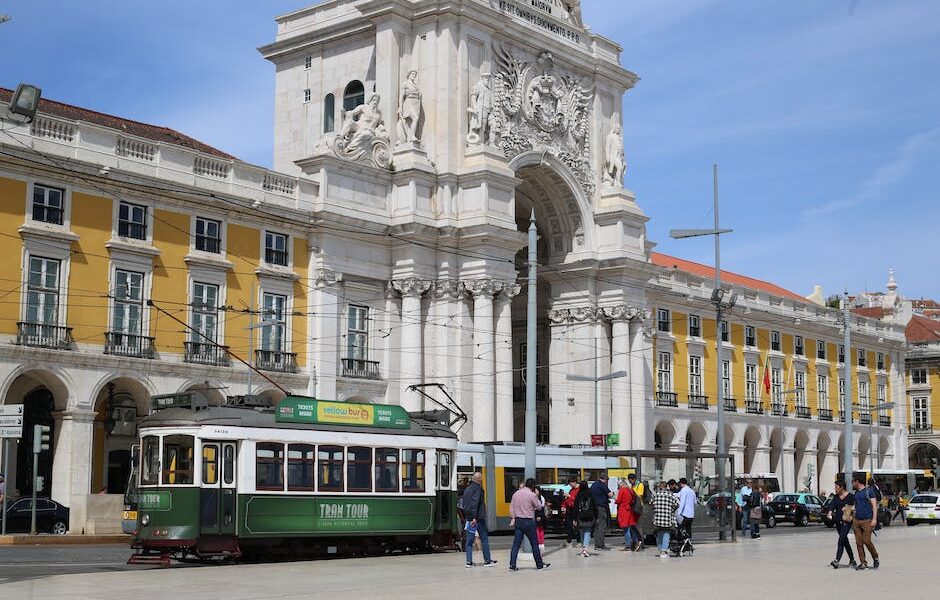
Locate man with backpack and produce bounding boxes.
[462,472,496,568]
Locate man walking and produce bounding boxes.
[462,472,496,568]
[676,477,697,541]
[590,475,614,550]
[509,478,550,571]
[851,473,880,570]
[739,479,760,539]
[652,480,679,559]
[561,475,580,547]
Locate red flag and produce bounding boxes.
[762,359,771,394]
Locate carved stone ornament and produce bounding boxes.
[641,309,655,340]
[500,283,522,299]
[397,69,423,145]
[314,93,393,170]
[548,308,571,324]
[487,44,595,195]
[602,125,626,189]
[465,279,504,297]
[432,279,465,299]
[603,304,640,321]
[314,267,342,287]
[391,277,432,297]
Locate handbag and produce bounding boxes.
[749,506,763,521]
[841,505,855,523]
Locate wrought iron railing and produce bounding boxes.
[655,391,678,407]
[16,322,74,350]
[723,397,738,412]
[878,415,891,427]
[341,358,381,380]
[771,403,788,417]
[795,406,811,419]
[745,400,764,414]
[859,412,872,425]
[184,341,230,366]
[688,395,709,410]
[255,349,298,373]
[818,408,833,422]
[909,424,932,435]
[104,332,155,359]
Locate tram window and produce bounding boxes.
[438,451,452,489]
[375,447,399,492]
[504,468,525,500]
[319,445,344,492]
[558,468,581,484]
[223,445,235,485]
[347,446,372,492]
[256,443,285,491]
[288,444,315,491]
[162,435,194,485]
[141,436,160,485]
[202,445,218,485]
[402,449,425,493]
[536,468,556,484]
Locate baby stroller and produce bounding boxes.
[669,525,694,557]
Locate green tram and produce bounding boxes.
[129,395,460,564]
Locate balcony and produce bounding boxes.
[655,391,678,407]
[184,341,230,366]
[723,397,738,412]
[795,406,811,419]
[104,332,155,359]
[909,424,933,435]
[839,412,848,423]
[859,412,872,425]
[878,415,891,427]
[745,400,764,415]
[688,394,709,410]
[818,408,833,422]
[255,349,298,373]
[771,403,788,417]
[16,322,74,350]
[341,358,381,380]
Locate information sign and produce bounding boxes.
[0,405,23,438]
[276,397,411,429]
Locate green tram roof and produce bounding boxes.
[139,406,457,440]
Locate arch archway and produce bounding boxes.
[743,426,762,474]
[90,377,151,494]
[909,442,940,470]
[686,421,707,452]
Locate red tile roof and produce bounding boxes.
[0,87,236,160]
[852,307,891,319]
[650,252,807,303]
[907,314,940,344]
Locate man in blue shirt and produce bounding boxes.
[851,473,879,570]
[739,479,760,538]
[589,475,613,550]
[676,478,697,541]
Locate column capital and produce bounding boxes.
[314,267,343,288]
[603,304,641,322]
[498,283,522,300]
[391,277,432,298]
[548,305,603,324]
[432,279,465,299]
[466,278,503,298]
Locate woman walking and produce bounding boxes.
[826,479,857,569]
[574,481,596,557]
[615,478,638,551]
[651,480,679,559]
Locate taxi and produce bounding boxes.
[906,493,940,525]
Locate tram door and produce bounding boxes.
[200,441,237,536]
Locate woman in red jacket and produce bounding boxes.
[615,479,638,551]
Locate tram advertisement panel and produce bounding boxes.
[240,496,433,536]
[276,397,410,429]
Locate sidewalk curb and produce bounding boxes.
[0,534,130,545]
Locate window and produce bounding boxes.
[324,94,335,133]
[838,344,845,364]
[688,314,701,338]
[303,88,311,103]
[264,231,288,266]
[223,445,235,485]
[795,371,806,407]
[746,364,758,401]
[720,320,729,343]
[657,352,672,392]
[304,55,312,69]
[438,451,452,489]
[195,217,221,253]
[689,355,702,396]
[162,435,194,485]
[859,380,870,409]
[287,444,315,491]
[26,256,60,326]
[347,447,372,492]
[318,445,344,492]
[112,270,143,336]
[771,368,782,403]
[771,330,781,352]
[347,305,369,360]
[857,349,867,368]
[722,360,731,398]
[118,201,147,240]
[745,325,756,347]
[877,383,886,404]
[343,80,365,111]
[141,435,159,485]
[839,378,846,408]
[261,293,287,352]
[656,309,670,333]
[818,375,829,406]
[794,335,804,357]
[912,369,927,385]
[202,445,218,485]
[191,282,219,343]
[877,352,885,371]
[375,448,399,492]
[32,184,64,225]
[402,448,425,492]
[913,397,929,429]
[256,443,284,490]
[817,340,827,360]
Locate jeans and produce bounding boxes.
[565,512,579,543]
[465,519,492,565]
[594,509,608,548]
[742,507,759,535]
[581,522,593,548]
[655,527,671,552]
[852,519,878,564]
[835,521,855,563]
[510,518,544,569]
[623,525,637,548]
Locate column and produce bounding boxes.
[594,318,612,436]
[629,317,652,451]
[383,284,402,407]
[782,447,797,491]
[819,450,840,493]
[606,306,635,449]
[374,18,405,147]
[392,278,431,412]
[752,445,772,474]
[729,444,746,479]
[51,409,96,534]
[312,269,343,400]
[469,280,500,441]
[495,284,520,441]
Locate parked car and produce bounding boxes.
[0,497,70,534]
[906,493,940,526]
[538,484,569,532]
[768,493,824,526]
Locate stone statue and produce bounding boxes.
[467,72,495,145]
[563,0,583,26]
[397,69,422,144]
[338,93,387,154]
[603,125,626,188]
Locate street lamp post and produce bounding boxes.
[670,164,733,539]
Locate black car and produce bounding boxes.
[0,498,70,534]
[768,493,824,526]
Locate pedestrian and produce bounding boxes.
[590,474,614,550]
[851,473,880,570]
[651,480,679,559]
[461,472,496,568]
[508,478,550,571]
[562,475,580,547]
[892,493,907,523]
[534,485,547,554]
[739,478,761,539]
[627,473,645,550]
[615,478,638,551]
[574,480,596,557]
[676,477,697,542]
[826,479,857,569]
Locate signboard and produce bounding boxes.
[590,434,605,447]
[137,491,172,511]
[276,397,410,429]
[491,0,584,44]
[0,405,23,438]
[590,433,620,447]
[606,433,620,446]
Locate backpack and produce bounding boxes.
[576,492,595,521]
[630,488,644,516]
[746,491,761,509]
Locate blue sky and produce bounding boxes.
[2,0,938,300]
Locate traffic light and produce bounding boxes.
[33,424,50,454]
[35,476,45,492]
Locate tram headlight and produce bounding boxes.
[141,514,150,526]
